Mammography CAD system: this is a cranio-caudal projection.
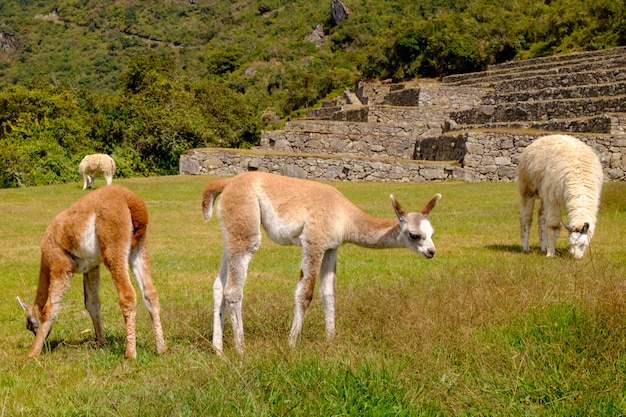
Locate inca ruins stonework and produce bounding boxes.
[180,46,626,182]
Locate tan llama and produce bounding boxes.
[17,185,167,359]
[202,171,441,355]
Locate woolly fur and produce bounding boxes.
[518,134,603,258]
[78,154,116,190]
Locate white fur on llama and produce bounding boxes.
[518,134,603,259]
[78,153,116,190]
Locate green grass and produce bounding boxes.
[1,176,625,416]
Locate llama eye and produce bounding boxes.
[408,232,422,241]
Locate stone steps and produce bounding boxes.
[451,94,626,125]
[488,46,626,71]
[443,47,626,85]
[448,65,626,94]
[448,113,626,135]
[483,80,626,105]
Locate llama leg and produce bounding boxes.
[538,200,548,252]
[106,257,138,359]
[224,248,255,355]
[28,270,72,358]
[519,195,535,252]
[212,250,228,354]
[82,175,88,190]
[318,249,337,341]
[83,267,105,345]
[129,245,167,355]
[104,173,112,186]
[543,203,561,257]
[288,246,324,347]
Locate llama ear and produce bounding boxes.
[390,195,407,223]
[16,296,32,318]
[581,222,590,234]
[420,194,442,216]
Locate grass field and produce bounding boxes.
[1,175,625,416]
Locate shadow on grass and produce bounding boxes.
[38,334,128,356]
[486,244,570,257]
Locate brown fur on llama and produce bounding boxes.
[17,185,167,359]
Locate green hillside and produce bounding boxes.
[0,0,624,186]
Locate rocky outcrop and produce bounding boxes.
[330,0,350,25]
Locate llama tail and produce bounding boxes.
[202,178,232,221]
[125,189,149,249]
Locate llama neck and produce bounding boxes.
[565,183,599,234]
[343,210,403,249]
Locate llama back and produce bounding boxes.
[518,135,603,205]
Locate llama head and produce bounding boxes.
[16,296,40,336]
[390,193,441,259]
[563,222,590,259]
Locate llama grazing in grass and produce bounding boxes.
[518,134,603,259]
[17,185,167,359]
[78,154,116,190]
[202,171,441,354]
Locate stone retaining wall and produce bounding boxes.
[260,130,419,159]
[457,67,626,92]
[451,132,626,181]
[483,81,626,104]
[259,130,416,159]
[384,85,487,110]
[449,114,626,135]
[179,148,475,182]
[282,120,426,136]
[180,133,626,183]
[453,96,626,125]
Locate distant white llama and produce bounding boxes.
[202,171,441,354]
[78,154,116,190]
[518,134,603,259]
[17,185,167,359]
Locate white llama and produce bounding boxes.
[17,185,167,359]
[518,134,603,259]
[202,171,441,354]
[78,153,116,190]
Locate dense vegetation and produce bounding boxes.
[0,0,624,186]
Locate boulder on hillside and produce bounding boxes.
[331,0,350,25]
[305,24,326,48]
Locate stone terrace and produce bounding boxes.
[180,46,626,182]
